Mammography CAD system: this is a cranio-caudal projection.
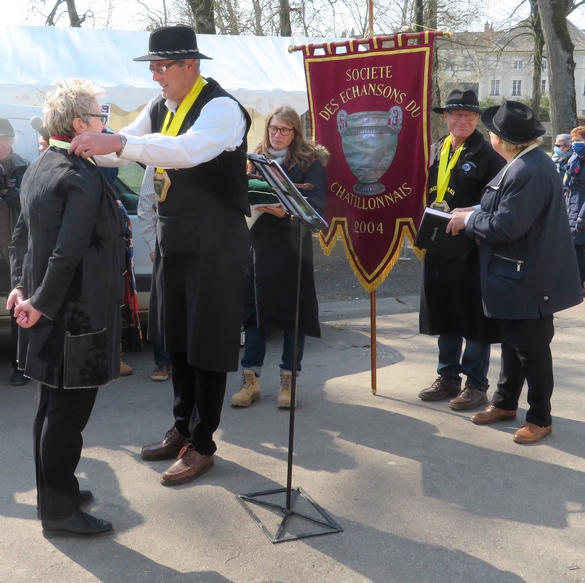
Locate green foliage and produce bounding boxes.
[479,97,503,110]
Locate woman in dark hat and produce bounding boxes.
[448,100,582,443]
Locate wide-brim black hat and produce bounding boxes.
[433,89,480,114]
[481,100,546,145]
[134,25,211,61]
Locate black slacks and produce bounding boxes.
[170,352,227,457]
[34,383,98,520]
[491,315,555,427]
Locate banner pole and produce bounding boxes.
[368,0,374,35]
[288,30,450,53]
[370,290,377,395]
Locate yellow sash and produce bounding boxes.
[50,138,96,165]
[435,135,464,204]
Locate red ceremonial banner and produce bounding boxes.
[303,34,434,292]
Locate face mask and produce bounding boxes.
[553,146,564,156]
[572,142,585,154]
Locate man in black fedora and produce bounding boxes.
[69,25,251,485]
[418,89,505,411]
[449,100,582,443]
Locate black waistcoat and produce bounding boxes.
[149,78,251,217]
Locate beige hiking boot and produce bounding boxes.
[277,370,296,408]
[231,370,260,407]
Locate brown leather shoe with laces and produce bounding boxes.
[141,427,188,461]
[471,405,517,425]
[161,444,214,486]
[418,377,461,401]
[513,423,552,444]
[449,385,488,411]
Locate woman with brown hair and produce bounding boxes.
[231,105,329,409]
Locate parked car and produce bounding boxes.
[0,102,151,322]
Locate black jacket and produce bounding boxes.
[243,157,327,338]
[467,146,582,319]
[10,147,125,388]
[419,130,505,341]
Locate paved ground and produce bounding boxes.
[1,250,585,582]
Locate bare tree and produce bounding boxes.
[186,0,215,33]
[536,0,577,135]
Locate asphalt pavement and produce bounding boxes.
[1,246,585,583]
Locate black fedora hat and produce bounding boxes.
[433,89,480,114]
[134,25,211,62]
[481,100,545,145]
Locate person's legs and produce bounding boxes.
[491,342,525,412]
[574,244,585,287]
[280,330,305,373]
[240,326,268,377]
[153,341,172,367]
[35,384,98,521]
[189,367,227,457]
[516,345,554,427]
[170,352,196,438]
[460,340,491,390]
[437,333,464,386]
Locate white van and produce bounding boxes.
[0,102,151,318]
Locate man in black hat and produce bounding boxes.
[418,89,505,411]
[69,25,251,485]
[448,100,582,443]
[0,118,30,386]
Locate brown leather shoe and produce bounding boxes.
[471,405,517,425]
[141,427,188,461]
[471,405,516,425]
[449,385,488,411]
[161,444,214,486]
[513,423,552,444]
[418,377,461,401]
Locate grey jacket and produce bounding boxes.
[466,145,582,320]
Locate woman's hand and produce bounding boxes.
[255,204,286,218]
[13,299,43,328]
[6,288,26,311]
[447,211,471,236]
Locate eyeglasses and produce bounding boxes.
[446,111,478,121]
[268,125,294,136]
[84,113,108,125]
[149,60,179,75]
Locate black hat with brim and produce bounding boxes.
[481,100,546,145]
[134,25,211,61]
[433,89,481,114]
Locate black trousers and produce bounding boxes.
[491,316,555,427]
[170,352,227,457]
[34,384,98,520]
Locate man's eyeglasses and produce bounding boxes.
[446,111,478,121]
[85,113,108,125]
[149,60,179,75]
[268,125,294,136]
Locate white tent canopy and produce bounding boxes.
[0,26,313,115]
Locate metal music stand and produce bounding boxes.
[237,154,343,543]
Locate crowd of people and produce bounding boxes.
[2,25,583,539]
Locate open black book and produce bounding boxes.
[414,207,473,259]
[247,153,328,232]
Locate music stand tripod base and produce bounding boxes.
[237,486,343,543]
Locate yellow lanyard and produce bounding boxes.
[435,136,464,203]
[155,76,207,176]
[49,138,96,165]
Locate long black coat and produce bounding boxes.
[10,147,125,388]
[243,158,327,338]
[419,130,505,342]
[467,146,583,319]
[564,156,585,245]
